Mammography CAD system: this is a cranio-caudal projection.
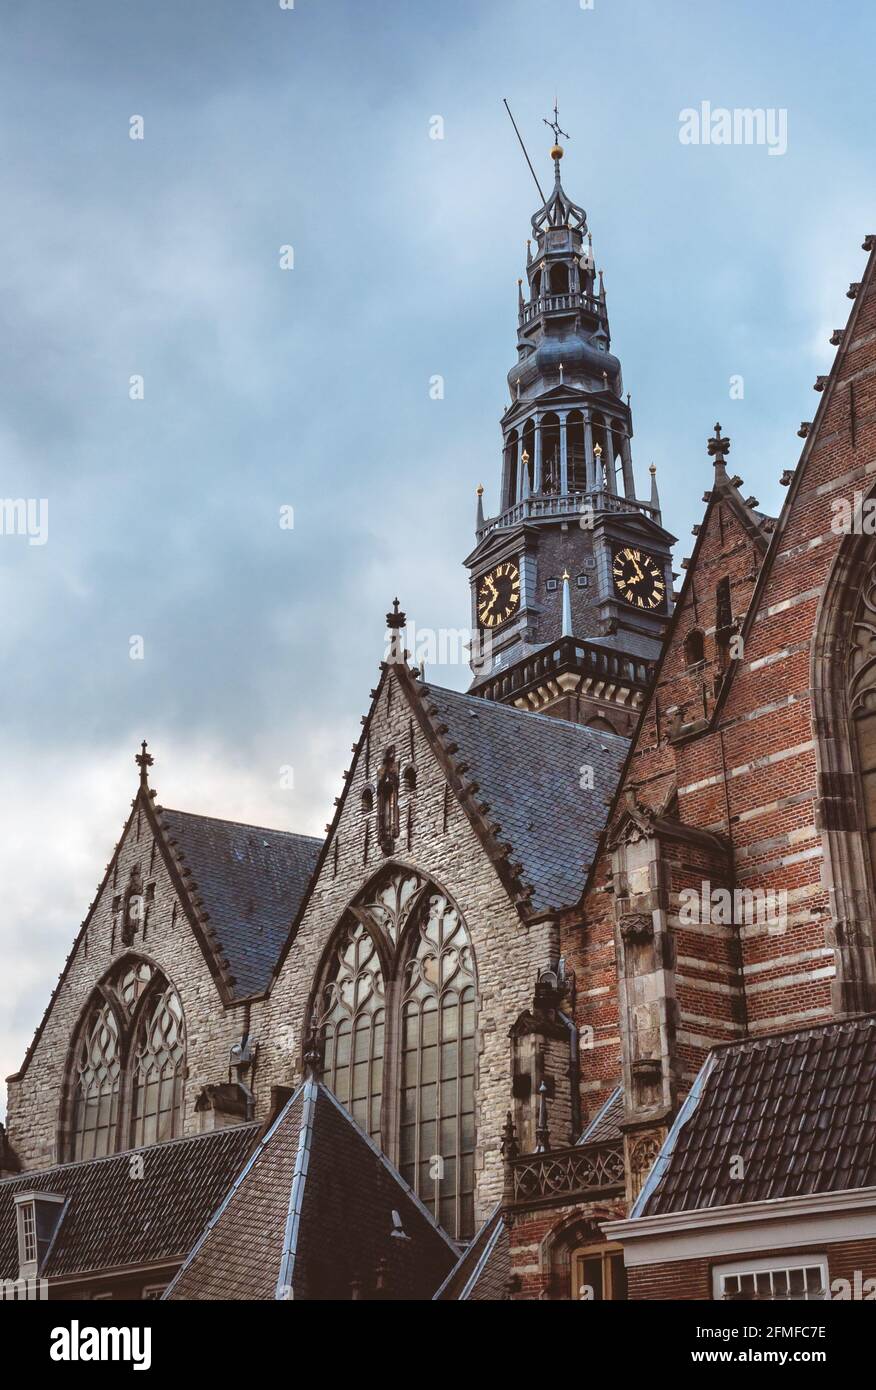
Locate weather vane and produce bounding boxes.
[543,100,570,147]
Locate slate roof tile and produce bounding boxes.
[166,1081,457,1301]
[160,810,321,997]
[0,1123,260,1281]
[639,1015,876,1216]
[421,682,629,913]
[434,1206,511,1301]
[578,1085,624,1144]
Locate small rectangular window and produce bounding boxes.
[576,574,589,588]
[713,1256,828,1301]
[573,1245,628,1301]
[20,1203,36,1265]
[546,578,559,592]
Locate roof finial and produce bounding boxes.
[135,740,153,790]
[385,598,407,666]
[561,570,573,637]
[535,1082,551,1153]
[476,484,485,534]
[543,100,570,172]
[707,422,731,474]
[500,1110,519,1202]
[649,463,661,516]
[303,1024,321,1081]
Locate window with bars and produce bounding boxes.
[713,1257,828,1301]
[314,871,477,1241]
[68,958,186,1160]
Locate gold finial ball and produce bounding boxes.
[551,143,564,161]
[476,484,484,496]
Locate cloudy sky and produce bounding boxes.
[1,0,874,1116]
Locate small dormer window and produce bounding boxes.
[546,578,559,593]
[19,1201,36,1265]
[14,1191,65,1280]
[576,574,589,588]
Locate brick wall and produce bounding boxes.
[564,241,876,1131]
[628,1236,876,1300]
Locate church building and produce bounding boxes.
[2,134,875,1303]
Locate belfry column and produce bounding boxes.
[559,413,569,494]
[620,431,635,499]
[603,421,617,495]
[517,435,525,503]
[534,417,543,494]
[584,412,595,492]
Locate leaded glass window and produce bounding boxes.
[400,893,476,1240]
[67,959,186,1160]
[72,1001,121,1160]
[317,920,385,1141]
[314,873,478,1241]
[131,986,186,1147]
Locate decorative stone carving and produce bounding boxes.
[848,563,876,718]
[121,866,145,947]
[618,912,653,944]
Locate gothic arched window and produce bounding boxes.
[66,958,186,1160]
[316,921,385,1142]
[131,986,186,1147]
[312,870,477,1240]
[71,1001,121,1161]
[399,894,476,1238]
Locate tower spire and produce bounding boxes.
[649,463,662,517]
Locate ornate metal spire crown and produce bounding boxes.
[531,103,586,237]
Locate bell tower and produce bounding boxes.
[466,118,676,733]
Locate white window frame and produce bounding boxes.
[17,1201,37,1269]
[13,1191,66,1281]
[712,1254,829,1302]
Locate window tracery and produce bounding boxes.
[68,958,186,1160]
[313,869,477,1239]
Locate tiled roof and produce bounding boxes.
[421,683,629,913]
[434,1206,511,1301]
[638,1015,876,1217]
[0,1124,259,1281]
[166,1080,457,1301]
[578,1085,624,1144]
[160,810,321,998]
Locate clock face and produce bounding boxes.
[612,546,667,612]
[477,561,521,628]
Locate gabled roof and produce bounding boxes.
[165,1079,457,1301]
[0,1123,260,1282]
[159,810,321,998]
[415,680,630,915]
[433,1205,512,1301]
[635,1015,876,1218]
[9,786,323,1081]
